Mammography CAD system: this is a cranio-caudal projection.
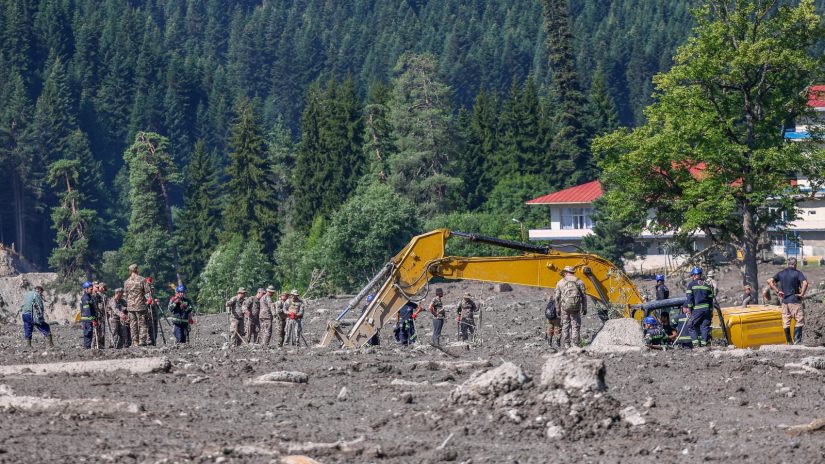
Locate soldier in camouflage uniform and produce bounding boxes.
[107,288,131,348]
[93,282,108,348]
[275,291,289,347]
[259,286,276,346]
[427,288,445,346]
[554,266,587,348]
[285,289,305,345]
[243,288,264,344]
[123,264,151,347]
[457,292,478,342]
[226,288,247,346]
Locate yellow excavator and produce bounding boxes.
[319,229,789,349]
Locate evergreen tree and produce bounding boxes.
[292,82,324,231]
[222,98,279,253]
[363,81,395,182]
[120,132,182,287]
[457,89,498,210]
[388,53,461,216]
[46,157,97,281]
[541,0,591,187]
[177,140,223,289]
[266,116,296,225]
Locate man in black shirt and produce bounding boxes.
[655,274,669,301]
[768,257,808,344]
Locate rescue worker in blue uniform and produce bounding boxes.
[671,305,694,348]
[167,284,194,344]
[394,301,419,345]
[654,274,670,301]
[80,281,100,349]
[643,316,667,347]
[686,267,714,347]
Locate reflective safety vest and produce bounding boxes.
[686,280,714,310]
[80,294,97,319]
[673,314,693,345]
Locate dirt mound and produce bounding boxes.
[0,273,78,324]
[0,247,38,277]
[588,318,645,353]
[447,352,644,442]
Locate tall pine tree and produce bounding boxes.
[177,140,223,289]
[222,98,279,253]
[542,0,591,187]
[120,132,182,287]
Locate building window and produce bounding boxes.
[561,207,592,230]
[771,234,785,247]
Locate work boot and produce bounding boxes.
[47,334,54,348]
[793,327,803,345]
[784,327,793,345]
[25,338,32,348]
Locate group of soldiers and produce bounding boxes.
[77,264,195,349]
[543,266,588,348]
[225,287,305,347]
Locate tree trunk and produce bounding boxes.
[12,175,25,259]
[741,206,760,292]
[157,178,182,286]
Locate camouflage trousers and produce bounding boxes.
[276,315,287,347]
[230,317,245,346]
[259,318,273,345]
[111,317,131,348]
[560,308,582,347]
[128,310,150,346]
[244,316,260,344]
[546,317,562,347]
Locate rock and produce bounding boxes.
[337,387,348,401]
[759,345,825,352]
[540,352,606,393]
[390,379,430,387]
[0,356,172,376]
[643,397,655,408]
[545,422,565,439]
[400,392,414,404]
[247,371,308,385]
[588,319,645,353]
[620,406,646,426]
[494,283,513,293]
[450,362,529,402]
[541,389,570,405]
[711,349,755,358]
[800,356,825,370]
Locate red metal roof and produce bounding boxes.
[808,85,825,108]
[526,180,602,205]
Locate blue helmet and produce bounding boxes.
[366,294,375,303]
[643,316,657,325]
[690,267,703,276]
[82,281,93,289]
[655,274,665,282]
[176,284,186,293]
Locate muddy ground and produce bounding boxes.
[1,264,825,463]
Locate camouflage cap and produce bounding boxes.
[463,292,471,298]
[561,265,576,275]
[266,285,276,293]
[128,264,139,272]
[98,282,107,290]
[290,289,299,296]
[237,287,247,294]
[114,288,123,293]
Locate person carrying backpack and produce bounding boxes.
[544,296,561,348]
[553,266,587,348]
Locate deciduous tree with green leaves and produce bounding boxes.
[595,0,825,290]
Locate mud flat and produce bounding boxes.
[1,276,825,463]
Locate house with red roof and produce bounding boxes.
[525,180,711,272]
[525,86,825,271]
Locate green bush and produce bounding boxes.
[197,235,274,313]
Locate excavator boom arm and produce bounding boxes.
[320,229,642,348]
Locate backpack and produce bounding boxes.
[544,299,557,320]
[558,278,583,312]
